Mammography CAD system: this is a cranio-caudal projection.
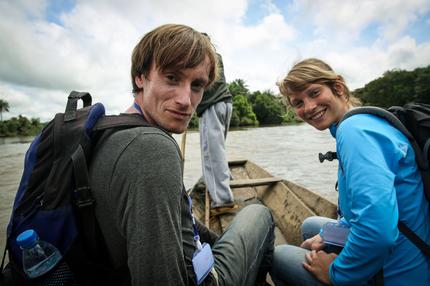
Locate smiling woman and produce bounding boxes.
[271,58,430,286]
[278,58,360,130]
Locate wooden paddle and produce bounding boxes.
[179,130,211,228]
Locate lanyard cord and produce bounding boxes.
[187,194,203,251]
[133,102,144,116]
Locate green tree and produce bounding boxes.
[229,79,250,98]
[188,113,199,129]
[353,65,430,107]
[251,90,285,125]
[232,95,258,126]
[0,99,10,121]
[282,105,302,123]
[414,66,430,103]
[0,115,44,137]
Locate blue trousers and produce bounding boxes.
[270,216,337,286]
[213,204,275,286]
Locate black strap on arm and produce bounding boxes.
[398,221,430,256]
[373,268,384,286]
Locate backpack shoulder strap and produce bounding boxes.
[398,221,430,256]
[93,114,152,131]
[341,106,413,141]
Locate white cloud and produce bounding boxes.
[290,0,430,43]
[0,0,429,121]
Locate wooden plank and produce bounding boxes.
[230,177,283,188]
[204,189,210,227]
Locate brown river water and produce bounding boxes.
[0,123,339,253]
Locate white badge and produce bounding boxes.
[192,242,215,285]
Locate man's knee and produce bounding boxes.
[241,204,273,222]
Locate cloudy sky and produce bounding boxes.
[1,0,430,121]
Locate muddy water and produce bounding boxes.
[0,124,339,252]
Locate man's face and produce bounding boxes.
[137,58,210,133]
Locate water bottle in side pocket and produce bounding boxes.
[16,229,77,285]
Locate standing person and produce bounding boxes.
[89,24,275,286]
[196,34,235,213]
[270,58,430,285]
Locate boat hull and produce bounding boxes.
[190,160,338,246]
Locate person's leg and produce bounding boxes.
[301,216,337,240]
[212,204,275,286]
[199,101,234,208]
[270,245,326,286]
[269,216,340,286]
[301,216,342,253]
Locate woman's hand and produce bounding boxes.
[301,234,325,251]
[303,250,337,285]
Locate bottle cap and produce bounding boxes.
[16,229,39,249]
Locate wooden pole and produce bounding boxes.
[205,188,210,227]
[180,129,211,228]
[180,131,187,176]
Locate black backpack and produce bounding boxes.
[0,91,152,285]
[321,103,430,257]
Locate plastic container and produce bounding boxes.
[16,229,77,285]
[320,222,350,247]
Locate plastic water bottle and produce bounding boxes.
[16,229,77,285]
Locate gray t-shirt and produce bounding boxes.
[90,126,214,285]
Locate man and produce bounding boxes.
[89,24,274,286]
[196,39,235,213]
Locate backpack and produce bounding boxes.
[322,103,430,257]
[0,91,152,285]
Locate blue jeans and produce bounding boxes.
[213,204,275,286]
[270,216,337,286]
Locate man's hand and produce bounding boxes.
[300,234,325,251]
[303,250,337,285]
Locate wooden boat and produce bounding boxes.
[189,159,338,246]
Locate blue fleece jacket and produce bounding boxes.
[328,114,430,285]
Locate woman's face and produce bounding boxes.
[288,83,349,130]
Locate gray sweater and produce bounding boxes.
[89,126,216,285]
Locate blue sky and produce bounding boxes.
[1,0,429,121]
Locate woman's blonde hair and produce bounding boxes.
[278,58,361,106]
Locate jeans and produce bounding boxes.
[270,216,337,286]
[213,204,275,286]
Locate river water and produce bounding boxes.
[0,123,339,252]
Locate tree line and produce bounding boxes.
[188,79,300,129]
[1,64,429,137]
[353,65,430,106]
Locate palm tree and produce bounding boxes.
[0,99,10,121]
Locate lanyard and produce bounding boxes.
[133,102,144,116]
[187,194,203,251]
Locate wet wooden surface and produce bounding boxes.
[190,160,337,247]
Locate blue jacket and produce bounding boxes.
[328,114,430,285]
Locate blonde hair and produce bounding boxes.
[131,24,218,93]
[278,58,361,106]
